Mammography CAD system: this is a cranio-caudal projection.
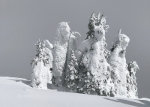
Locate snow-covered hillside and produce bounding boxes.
[0,77,149,107]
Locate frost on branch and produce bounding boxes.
[31,39,53,89]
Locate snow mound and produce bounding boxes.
[0,77,149,107]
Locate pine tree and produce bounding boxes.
[64,50,79,91]
[77,13,114,96]
[52,22,80,87]
[31,39,53,89]
[77,54,114,96]
[77,58,96,94]
[127,61,139,98]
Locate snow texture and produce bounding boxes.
[0,77,149,107]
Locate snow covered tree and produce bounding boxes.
[127,61,139,98]
[109,29,130,97]
[31,39,53,89]
[77,13,114,96]
[64,50,79,91]
[53,22,80,87]
[29,12,139,99]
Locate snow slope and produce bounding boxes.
[0,77,149,107]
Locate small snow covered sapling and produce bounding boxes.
[31,39,53,89]
[127,61,139,98]
[64,50,79,91]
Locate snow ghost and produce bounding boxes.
[78,12,109,70]
[77,13,113,96]
[53,22,80,86]
[77,13,109,61]
[109,29,130,97]
[127,61,139,98]
[31,39,53,89]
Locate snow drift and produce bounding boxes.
[0,77,149,107]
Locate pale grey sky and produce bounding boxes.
[0,0,150,98]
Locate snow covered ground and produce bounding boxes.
[0,77,149,107]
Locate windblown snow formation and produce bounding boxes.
[31,12,139,98]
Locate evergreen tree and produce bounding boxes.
[77,13,114,96]
[31,39,53,89]
[77,58,97,94]
[127,61,139,98]
[64,50,79,91]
